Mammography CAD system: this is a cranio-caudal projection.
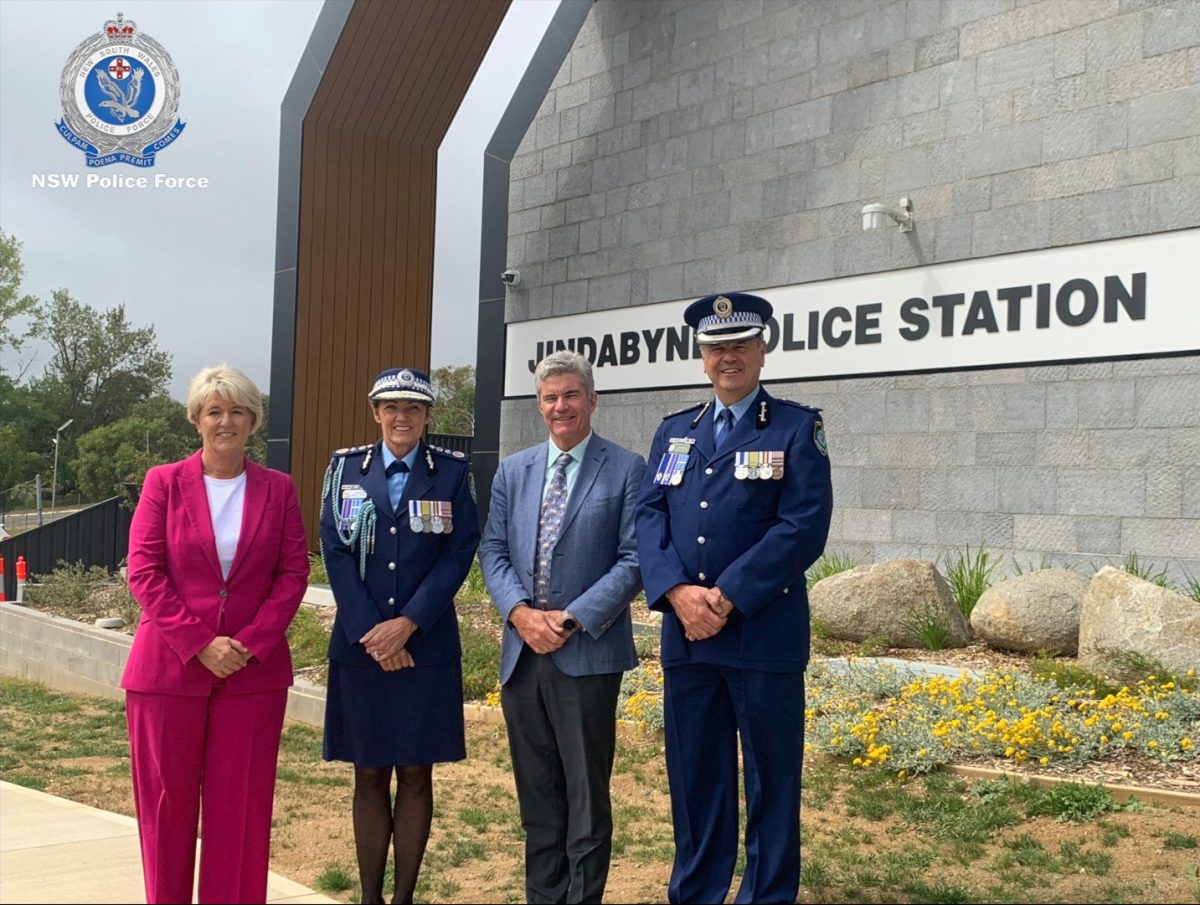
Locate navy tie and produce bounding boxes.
[714,409,734,450]
[386,459,409,513]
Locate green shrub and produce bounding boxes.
[25,561,110,612]
[1025,783,1122,823]
[1180,566,1200,603]
[901,600,951,651]
[458,602,500,701]
[307,552,329,585]
[1030,653,1120,699]
[457,557,490,603]
[1122,552,1168,587]
[807,551,860,590]
[316,864,353,892]
[943,544,999,618]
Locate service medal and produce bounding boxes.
[734,451,749,480]
[434,501,453,534]
[670,471,683,486]
[409,516,424,532]
[758,463,773,480]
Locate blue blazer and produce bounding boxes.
[480,433,644,684]
[320,440,480,669]
[635,387,833,672]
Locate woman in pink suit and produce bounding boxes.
[121,364,309,904]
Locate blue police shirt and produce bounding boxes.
[380,443,420,511]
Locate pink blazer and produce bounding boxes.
[121,451,310,696]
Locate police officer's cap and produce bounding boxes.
[368,368,435,404]
[684,292,773,345]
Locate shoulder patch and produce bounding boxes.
[662,401,706,420]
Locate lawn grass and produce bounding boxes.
[5,676,1200,904]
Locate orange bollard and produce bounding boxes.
[0,554,5,602]
[14,556,27,604]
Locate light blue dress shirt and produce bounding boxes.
[380,442,421,511]
[543,432,592,504]
[713,385,761,443]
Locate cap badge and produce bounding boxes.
[713,296,733,318]
[399,370,414,384]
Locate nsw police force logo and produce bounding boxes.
[57,12,184,168]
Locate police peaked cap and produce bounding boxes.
[368,368,435,404]
[684,292,773,344]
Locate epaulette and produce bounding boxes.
[331,444,371,457]
[427,444,469,462]
[662,401,706,420]
[777,399,822,414]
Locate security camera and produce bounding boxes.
[500,269,521,286]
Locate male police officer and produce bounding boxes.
[635,292,833,905]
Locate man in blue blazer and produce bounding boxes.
[636,293,834,905]
[480,350,644,905]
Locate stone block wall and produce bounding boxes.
[499,0,1200,582]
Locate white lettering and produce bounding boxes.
[85,173,148,188]
[154,174,209,189]
[31,174,82,188]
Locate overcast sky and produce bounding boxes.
[0,0,557,398]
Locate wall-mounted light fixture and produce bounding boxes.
[861,197,913,232]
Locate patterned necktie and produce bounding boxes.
[533,452,572,609]
[714,408,734,450]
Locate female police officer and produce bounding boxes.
[320,367,480,905]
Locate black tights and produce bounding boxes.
[352,764,433,905]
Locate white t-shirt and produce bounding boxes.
[204,472,247,580]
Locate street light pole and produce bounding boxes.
[51,418,74,514]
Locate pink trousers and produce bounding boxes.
[126,686,288,904]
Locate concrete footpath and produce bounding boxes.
[0,781,336,904]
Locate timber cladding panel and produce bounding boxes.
[289,0,509,545]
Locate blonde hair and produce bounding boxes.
[186,364,263,434]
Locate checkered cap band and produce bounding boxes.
[696,310,764,333]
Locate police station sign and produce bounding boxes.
[504,230,1200,397]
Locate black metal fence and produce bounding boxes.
[0,497,132,601]
[428,433,473,456]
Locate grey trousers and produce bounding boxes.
[501,646,623,905]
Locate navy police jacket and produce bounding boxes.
[320,440,480,668]
[635,387,833,672]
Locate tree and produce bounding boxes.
[73,396,196,500]
[429,365,475,436]
[0,374,56,490]
[245,393,270,464]
[0,230,39,365]
[29,289,172,435]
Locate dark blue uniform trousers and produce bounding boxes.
[663,664,806,905]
